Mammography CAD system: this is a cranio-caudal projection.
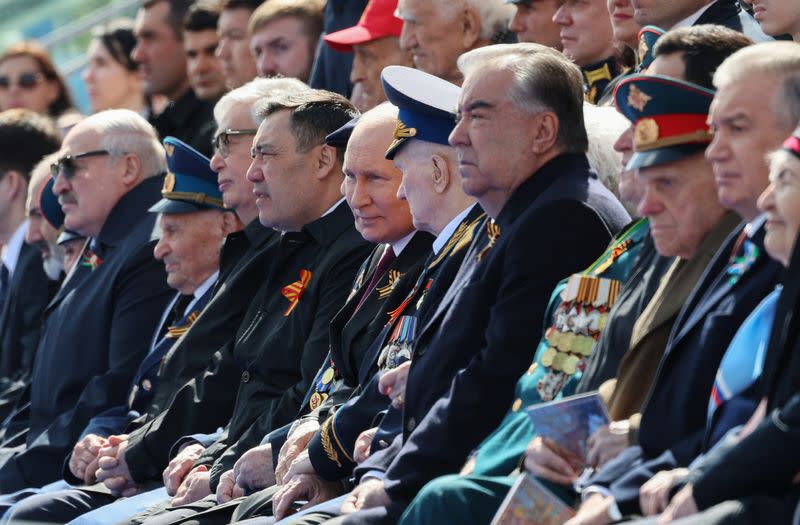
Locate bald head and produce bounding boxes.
[342,103,415,244]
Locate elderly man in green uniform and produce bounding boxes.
[400,72,743,525]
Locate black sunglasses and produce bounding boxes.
[50,150,112,180]
[0,72,44,90]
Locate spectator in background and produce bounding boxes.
[183,1,227,103]
[750,0,800,41]
[0,110,61,418]
[396,0,514,85]
[630,0,770,41]
[323,0,412,111]
[308,0,369,97]
[83,19,148,115]
[132,0,216,156]
[26,154,69,282]
[216,0,261,90]
[554,0,622,104]
[248,0,324,82]
[0,42,82,135]
[505,0,563,49]
[609,0,643,53]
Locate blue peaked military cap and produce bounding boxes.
[381,65,460,159]
[149,136,226,214]
[614,74,715,170]
[326,116,360,148]
[40,176,65,231]
[39,177,84,245]
[637,26,666,72]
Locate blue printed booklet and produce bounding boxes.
[525,391,610,470]
[491,473,575,525]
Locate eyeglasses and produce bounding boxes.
[50,150,112,180]
[212,129,257,158]
[0,72,45,90]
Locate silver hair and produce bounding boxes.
[583,103,628,202]
[438,0,514,41]
[79,109,166,178]
[457,43,588,153]
[715,43,800,133]
[213,77,310,126]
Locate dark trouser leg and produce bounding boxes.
[6,487,117,524]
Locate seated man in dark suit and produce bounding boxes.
[0,111,61,422]
[88,90,373,524]
[0,109,176,493]
[0,137,239,520]
[212,65,482,524]
[0,78,310,525]
[258,42,629,525]
[561,41,800,525]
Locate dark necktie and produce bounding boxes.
[355,246,396,312]
[0,263,9,313]
[160,294,193,339]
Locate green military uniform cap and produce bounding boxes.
[614,74,715,170]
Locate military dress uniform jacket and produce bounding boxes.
[147,201,371,490]
[124,222,280,483]
[0,177,174,493]
[354,154,630,508]
[306,207,485,481]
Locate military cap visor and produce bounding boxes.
[381,65,460,159]
[149,136,226,214]
[326,116,360,148]
[57,229,84,245]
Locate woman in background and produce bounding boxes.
[83,19,147,114]
[0,41,81,134]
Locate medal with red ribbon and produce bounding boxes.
[282,269,313,316]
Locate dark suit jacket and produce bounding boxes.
[695,0,772,42]
[0,177,174,492]
[124,202,371,489]
[0,240,54,383]
[149,88,216,157]
[685,238,800,511]
[636,223,781,464]
[590,223,782,513]
[357,154,629,506]
[306,207,485,481]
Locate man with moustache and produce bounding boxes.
[1,137,240,522]
[24,78,309,525]
[0,110,175,493]
[102,90,372,525]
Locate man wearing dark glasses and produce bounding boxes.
[0,109,174,495]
